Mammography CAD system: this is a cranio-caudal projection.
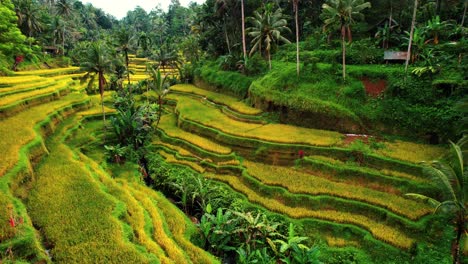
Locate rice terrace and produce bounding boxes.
[0,0,467,263]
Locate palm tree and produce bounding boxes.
[405,0,418,73]
[241,0,247,63]
[321,0,371,80]
[406,136,467,264]
[137,32,152,57]
[54,0,74,18]
[293,0,300,77]
[146,65,169,129]
[80,42,114,132]
[152,45,179,73]
[13,0,44,40]
[247,4,291,70]
[116,27,133,85]
[54,0,74,54]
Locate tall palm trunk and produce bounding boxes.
[155,95,163,129]
[99,71,106,140]
[267,49,271,70]
[462,0,467,27]
[386,5,393,49]
[241,0,247,62]
[405,0,418,74]
[294,0,300,77]
[125,50,130,85]
[62,27,65,55]
[341,25,346,80]
[454,214,465,264]
[224,18,231,54]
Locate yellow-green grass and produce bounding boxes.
[130,185,191,264]
[243,161,432,220]
[130,183,220,264]
[376,140,446,163]
[324,235,360,247]
[131,74,150,81]
[306,155,424,182]
[27,136,148,262]
[155,140,199,158]
[0,75,44,85]
[14,67,80,76]
[170,84,262,115]
[159,150,205,173]
[204,173,414,249]
[80,154,167,262]
[0,93,88,177]
[0,80,72,108]
[171,94,342,146]
[0,78,56,97]
[52,72,86,81]
[159,114,232,154]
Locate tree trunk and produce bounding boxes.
[99,72,106,141]
[125,50,130,85]
[224,18,231,54]
[294,1,300,77]
[453,215,465,264]
[62,27,65,55]
[241,0,247,62]
[461,0,467,27]
[268,49,272,70]
[341,25,346,80]
[405,0,418,74]
[155,95,163,129]
[387,5,393,49]
[436,0,442,17]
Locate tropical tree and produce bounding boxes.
[293,0,300,77]
[241,0,247,63]
[13,0,44,40]
[321,0,371,80]
[137,32,152,57]
[146,65,169,128]
[54,0,74,18]
[425,15,450,45]
[247,4,291,70]
[116,27,133,84]
[405,0,418,73]
[0,0,32,71]
[80,42,114,132]
[406,136,467,264]
[152,45,180,72]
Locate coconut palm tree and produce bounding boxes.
[321,0,371,80]
[80,42,114,132]
[406,136,467,264]
[293,0,300,77]
[152,45,179,73]
[13,0,44,40]
[146,65,169,129]
[405,0,418,73]
[247,3,291,70]
[137,32,152,57]
[54,0,74,18]
[241,0,247,63]
[116,27,133,85]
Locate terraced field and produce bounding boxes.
[0,67,217,263]
[127,54,179,83]
[0,65,449,263]
[157,84,449,261]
